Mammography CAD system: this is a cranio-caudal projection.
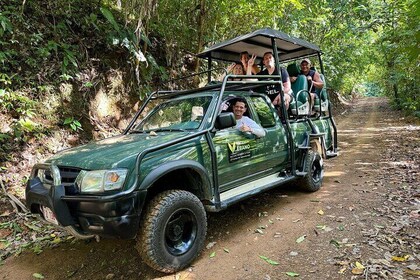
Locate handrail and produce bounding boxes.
[160,67,228,85]
[291,89,312,120]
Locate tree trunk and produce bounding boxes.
[195,0,205,82]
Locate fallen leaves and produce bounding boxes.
[0,213,71,262]
[351,261,365,275]
[259,255,279,265]
[391,255,410,262]
[285,272,299,277]
[295,235,306,244]
[32,273,44,279]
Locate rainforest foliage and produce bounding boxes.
[0,0,419,144]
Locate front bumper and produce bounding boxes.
[25,164,146,239]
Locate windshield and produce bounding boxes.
[132,96,212,132]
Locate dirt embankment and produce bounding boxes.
[0,97,419,280]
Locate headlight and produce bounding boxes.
[75,169,128,193]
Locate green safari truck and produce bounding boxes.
[26,28,338,273]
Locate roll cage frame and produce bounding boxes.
[122,28,338,210]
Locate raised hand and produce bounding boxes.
[227,63,236,73]
[248,54,256,66]
[240,124,251,132]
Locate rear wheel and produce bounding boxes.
[299,150,324,192]
[137,190,207,273]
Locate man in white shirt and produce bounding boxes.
[232,99,266,137]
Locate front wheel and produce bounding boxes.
[299,150,324,192]
[136,190,207,273]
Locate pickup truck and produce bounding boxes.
[26,28,338,273]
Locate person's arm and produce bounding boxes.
[244,54,258,81]
[220,63,235,81]
[241,56,248,74]
[240,117,266,137]
[311,72,324,89]
[283,77,292,94]
[281,68,292,93]
[246,54,256,75]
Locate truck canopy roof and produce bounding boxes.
[196,28,321,63]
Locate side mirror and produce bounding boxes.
[215,112,236,130]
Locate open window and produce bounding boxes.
[220,96,251,118]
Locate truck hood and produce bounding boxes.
[46,132,191,170]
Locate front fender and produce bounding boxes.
[138,160,212,200]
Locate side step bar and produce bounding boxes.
[205,173,296,212]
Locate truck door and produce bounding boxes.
[213,96,287,192]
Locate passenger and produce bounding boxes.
[232,98,266,137]
[240,51,259,75]
[250,52,293,110]
[290,58,324,108]
[220,62,245,81]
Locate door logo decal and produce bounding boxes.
[227,141,251,162]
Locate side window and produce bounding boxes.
[251,96,276,128]
[220,97,250,118]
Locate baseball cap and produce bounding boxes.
[301,58,311,65]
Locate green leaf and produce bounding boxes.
[73,120,81,128]
[32,273,44,279]
[296,235,306,243]
[32,245,43,255]
[63,117,73,125]
[100,7,120,32]
[286,272,300,277]
[0,133,11,141]
[24,222,41,232]
[259,255,279,265]
[330,239,341,248]
[209,251,215,258]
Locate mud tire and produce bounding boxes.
[136,190,207,273]
[299,150,324,192]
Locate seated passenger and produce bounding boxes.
[240,51,260,75]
[290,58,324,108]
[232,98,266,137]
[220,62,245,81]
[249,52,293,110]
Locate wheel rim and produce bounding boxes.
[311,157,323,183]
[164,208,197,256]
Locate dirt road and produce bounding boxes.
[1,97,419,279]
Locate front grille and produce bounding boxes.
[38,165,81,194]
[60,167,81,195]
[59,167,81,186]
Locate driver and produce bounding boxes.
[232,98,266,137]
